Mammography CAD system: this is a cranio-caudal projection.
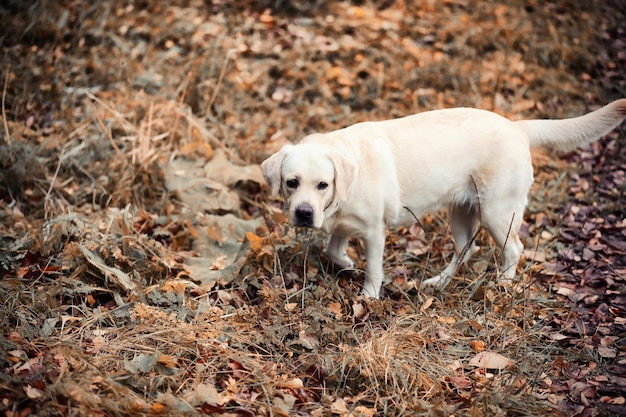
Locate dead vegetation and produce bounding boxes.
[0,0,624,416]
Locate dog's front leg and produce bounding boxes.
[324,234,354,269]
[361,227,386,299]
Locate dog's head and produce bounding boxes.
[261,140,355,228]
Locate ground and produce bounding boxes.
[0,0,625,416]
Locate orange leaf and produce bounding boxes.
[246,231,267,253]
[185,218,199,239]
[470,340,485,352]
[150,403,166,413]
[161,280,186,295]
[157,354,178,368]
[328,302,343,319]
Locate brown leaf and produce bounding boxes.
[447,375,472,390]
[597,346,616,358]
[273,393,296,416]
[79,245,137,293]
[468,351,514,370]
[297,330,320,350]
[193,383,225,406]
[328,302,343,319]
[330,398,349,415]
[352,302,368,321]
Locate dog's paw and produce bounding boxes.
[420,274,451,291]
[497,277,515,286]
[338,257,355,270]
[361,281,380,299]
[325,251,355,270]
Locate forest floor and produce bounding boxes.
[0,0,625,416]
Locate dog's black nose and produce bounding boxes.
[295,204,314,227]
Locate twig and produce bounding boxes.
[168,62,197,147]
[93,112,123,157]
[500,212,515,275]
[259,382,275,417]
[469,175,482,222]
[301,229,314,310]
[44,148,66,219]
[262,211,287,301]
[402,205,425,231]
[207,49,237,111]
[172,105,238,161]
[84,92,125,158]
[457,175,482,265]
[2,68,11,145]
[143,100,154,165]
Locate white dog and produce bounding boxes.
[261,100,626,299]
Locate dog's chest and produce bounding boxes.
[321,211,369,237]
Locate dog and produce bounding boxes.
[261,100,626,298]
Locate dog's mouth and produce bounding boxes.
[293,204,315,228]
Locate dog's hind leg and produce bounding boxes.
[421,204,480,290]
[481,207,524,282]
[478,162,530,283]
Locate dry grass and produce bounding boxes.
[1,0,624,416]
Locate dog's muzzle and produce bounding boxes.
[294,204,315,227]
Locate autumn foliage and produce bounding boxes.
[0,0,624,416]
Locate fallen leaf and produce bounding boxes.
[193,383,224,406]
[124,353,158,374]
[246,231,268,254]
[597,346,616,358]
[438,316,456,324]
[157,354,178,368]
[470,340,485,352]
[297,330,320,350]
[420,296,434,312]
[351,405,377,417]
[447,375,472,390]
[277,378,304,390]
[603,396,625,405]
[556,287,574,296]
[150,403,167,413]
[273,393,296,416]
[161,280,186,295]
[468,351,514,370]
[352,302,367,321]
[25,385,44,399]
[8,332,24,344]
[79,245,137,293]
[331,398,349,415]
[328,302,343,319]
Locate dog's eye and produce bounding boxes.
[317,182,328,190]
[286,179,299,189]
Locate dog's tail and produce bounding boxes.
[515,99,626,150]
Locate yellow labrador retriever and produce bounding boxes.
[261,100,626,298]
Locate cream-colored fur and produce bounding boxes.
[262,100,626,299]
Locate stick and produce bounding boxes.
[2,68,10,145]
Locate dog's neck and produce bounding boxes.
[323,200,340,220]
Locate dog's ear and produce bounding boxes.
[261,145,292,197]
[329,151,356,202]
